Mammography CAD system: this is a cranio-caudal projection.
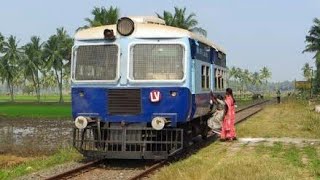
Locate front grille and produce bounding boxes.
[108,89,141,115]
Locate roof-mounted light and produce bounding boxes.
[117,17,135,36]
[103,29,115,40]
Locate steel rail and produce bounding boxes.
[129,160,167,180]
[45,159,105,180]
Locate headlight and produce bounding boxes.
[117,17,135,36]
[75,116,88,129]
[151,117,166,130]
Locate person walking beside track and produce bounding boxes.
[221,88,237,141]
[276,89,281,104]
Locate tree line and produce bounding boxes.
[228,66,272,94]
[0,29,72,103]
[0,6,205,103]
[2,6,318,103]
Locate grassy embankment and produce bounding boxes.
[152,98,320,180]
[0,148,82,180]
[0,95,71,119]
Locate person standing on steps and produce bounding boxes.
[208,94,226,135]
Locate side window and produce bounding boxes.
[206,66,210,89]
[201,66,206,89]
[221,70,224,89]
[201,65,210,90]
[218,69,221,90]
[214,68,217,89]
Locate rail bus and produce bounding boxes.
[71,16,227,159]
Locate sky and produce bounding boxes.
[0,0,319,82]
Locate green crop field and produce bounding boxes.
[0,103,71,119]
[0,95,71,103]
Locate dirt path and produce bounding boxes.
[238,137,320,146]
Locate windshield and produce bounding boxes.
[130,44,184,80]
[74,45,118,81]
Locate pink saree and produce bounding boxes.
[220,96,236,139]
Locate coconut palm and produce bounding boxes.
[260,66,272,93]
[156,10,175,26]
[173,7,198,29]
[43,28,73,103]
[251,72,262,91]
[302,63,312,81]
[260,66,272,83]
[80,6,119,30]
[303,18,320,93]
[22,36,43,102]
[156,7,207,36]
[242,69,252,91]
[41,71,57,93]
[0,33,4,52]
[0,36,23,101]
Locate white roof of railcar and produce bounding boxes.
[75,19,225,53]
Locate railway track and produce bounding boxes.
[45,99,271,180]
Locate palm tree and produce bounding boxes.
[22,36,43,102]
[41,71,57,93]
[0,36,22,101]
[0,33,4,52]
[242,69,252,91]
[43,28,73,103]
[260,66,272,93]
[251,72,262,92]
[303,18,320,94]
[302,63,312,81]
[156,7,207,37]
[173,7,198,29]
[80,6,119,30]
[156,10,175,26]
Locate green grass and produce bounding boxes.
[152,143,318,180]
[237,98,320,138]
[0,103,71,119]
[0,148,82,180]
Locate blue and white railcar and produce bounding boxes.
[71,16,227,159]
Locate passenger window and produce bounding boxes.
[206,66,210,89]
[201,65,210,90]
[201,66,206,89]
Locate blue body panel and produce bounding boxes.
[72,87,192,127]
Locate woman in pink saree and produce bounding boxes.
[221,88,237,141]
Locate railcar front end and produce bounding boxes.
[71,17,195,159]
[71,16,226,159]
